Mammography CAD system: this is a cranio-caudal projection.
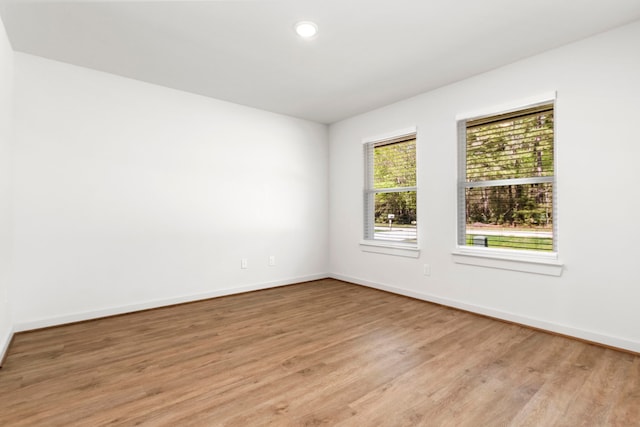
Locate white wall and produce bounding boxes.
[329,20,640,352]
[11,53,328,329]
[0,15,14,362]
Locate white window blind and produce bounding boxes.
[458,104,555,252]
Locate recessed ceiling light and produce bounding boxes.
[295,21,318,39]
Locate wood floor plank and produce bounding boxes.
[0,279,638,426]
[605,355,640,425]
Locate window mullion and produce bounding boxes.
[465,176,553,188]
[368,186,418,194]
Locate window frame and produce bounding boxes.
[452,93,563,276]
[360,127,419,258]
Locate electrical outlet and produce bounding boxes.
[423,264,431,276]
[269,255,276,267]
[241,258,248,269]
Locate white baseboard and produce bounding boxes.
[330,273,640,354]
[14,273,328,333]
[0,325,14,367]
[12,272,638,355]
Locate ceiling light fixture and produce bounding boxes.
[295,21,318,39]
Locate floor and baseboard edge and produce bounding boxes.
[330,273,640,355]
[10,274,638,357]
[12,273,329,334]
[0,326,14,367]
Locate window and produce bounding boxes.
[458,103,555,253]
[363,131,417,247]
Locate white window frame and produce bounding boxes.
[360,127,419,258]
[452,93,563,276]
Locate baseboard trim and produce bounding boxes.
[0,325,14,368]
[12,273,638,355]
[14,273,329,333]
[330,273,640,354]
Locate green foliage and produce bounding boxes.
[465,109,554,230]
[467,112,553,182]
[374,140,416,188]
[374,191,416,225]
[373,139,416,225]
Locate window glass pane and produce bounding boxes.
[466,110,553,182]
[465,183,553,251]
[373,191,417,243]
[374,139,416,189]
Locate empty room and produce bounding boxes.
[1,0,639,425]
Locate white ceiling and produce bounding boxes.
[2,1,640,124]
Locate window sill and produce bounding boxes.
[452,247,563,276]
[360,241,420,258]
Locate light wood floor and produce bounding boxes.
[1,279,638,426]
